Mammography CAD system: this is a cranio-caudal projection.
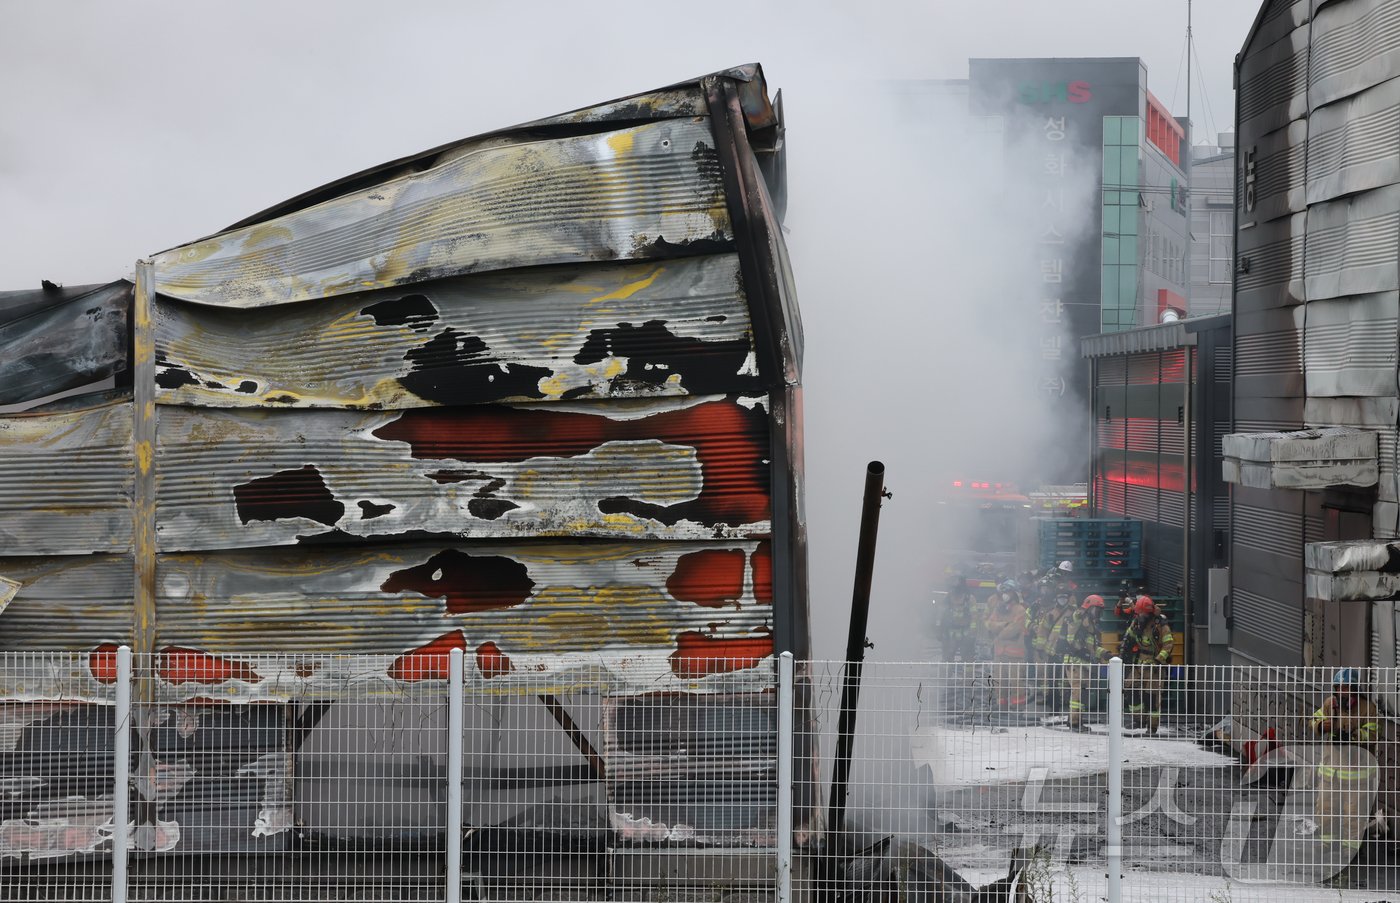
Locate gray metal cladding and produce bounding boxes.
[0,281,130,407]
[1309,0,1400,109]
[1303,184,1400,300]
[1234,306,1304,398]
[153,254,755,409]
[1232,583,1303,663]
[1301,293,1399,396]
[150,539,775,695]
[0,402,132,555]
[1234,502,1304,559]
[1237,24,1311,139]
[521,85,708,128]
[0,555,132,651]
[1306,77,1400,204]
[1249,0,1312,55]
[152,118,732,308]
[1250,120,1310,223]
[1235,213,1307,310]
[154,394,770,552]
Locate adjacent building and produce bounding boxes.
[1226,0,1400,671]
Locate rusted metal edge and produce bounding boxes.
[704,76,805,657]
[199,67,770,245]
[132,262,157,664]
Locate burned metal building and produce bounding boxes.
[1226,0,1400,672]
[0,64,808,871]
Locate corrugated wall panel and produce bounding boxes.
[1233,584,1303,664]
[1098,357,1127,385]
[153,118,733,309]
[1303,184,1400,300]
[1234,501,1303,558]
[1250,119,1310,223]
[0,403,132,555]
[1309,0,1400,109]
[1237,24,1311,139]
[0,281,129,407]
[155,395,771,552]
[1125,483,1156,522]
[0,554,132,650]
[1304,395,1400,503]
[1306,76,1400,204]
[154,255,755,410]
[1302,293,1399,397]
[1235,213,1307,311]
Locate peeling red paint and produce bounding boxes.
[389,630,466,681]
[666,549,745,606]
[89,643,119,684]
[159,647,261,685]
[669,630,773,677]
[372,398,769,527]
[380,549,535,614]
[475,641,513,678]
[751,540,772,604]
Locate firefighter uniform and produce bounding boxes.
[1121,603,1173,734]
[984,587,1028,707]
[1310,674,1381,856]
[937,584,977,661]
[1050,597,1109,730]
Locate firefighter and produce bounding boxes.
[1051,593,1111,731]
[937,576,977,661]
[1121,596,1173,734]
[1309,668,1381,857]
[1030,566,1076,705]
[984,580,1028,707]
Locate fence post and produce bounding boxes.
[777,652,794,903]
[1107,656,1123,903]
[112,645,131,903]
[446,648,464,903]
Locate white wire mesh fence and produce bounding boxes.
[2,650,1399,901]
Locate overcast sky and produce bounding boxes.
[0,0,1261,660]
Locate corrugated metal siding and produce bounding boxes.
[153,118,733,308]
[0,281,129,407]
[1234,502,1303,559]
[1306,77,1400,204]
[1302,293,1398,397]
[0,402,133,555]
[154,395,770,552]
[154,255,755,410]
[1233,584,1303,660]
[1237,23,1311,139]
[0,555,132,651]
[1309,0,1400,109]
[1303,185,1400,300]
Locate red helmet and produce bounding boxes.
[1082,594,1105,610]
[1133,596,1156,617]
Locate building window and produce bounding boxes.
[1209,211,1232,283]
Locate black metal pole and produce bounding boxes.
[826,460,888,842]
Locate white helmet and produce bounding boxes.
[1057,560,1074,574]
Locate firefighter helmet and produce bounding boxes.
[997,579,1018,594]
[1082,594,1105,610]
[1334,667,1360,688]
[1133,596,1156,617]
[1057,560,1074,573]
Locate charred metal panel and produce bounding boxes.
[1233,305,1304,399]
[1306,77,1400,205]
[154,395,770,551]
[1304,396,1399,502]
[153,255,755,409]
[1247,120,1309,225]
[521,86,708,128]
[1302,293,1399,397]
[149,539,772,674]
[0,281,130,407]
[1309,0,1400,110]
[153,119,732,308]
[0,555,131,653]
[1235,213,1307,312]
[0,403,132,555]
[1303,184,1400,301]
[1236,24,1310,141]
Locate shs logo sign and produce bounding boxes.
[1018,81,1093,104]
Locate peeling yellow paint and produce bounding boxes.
[588,267,663,305]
